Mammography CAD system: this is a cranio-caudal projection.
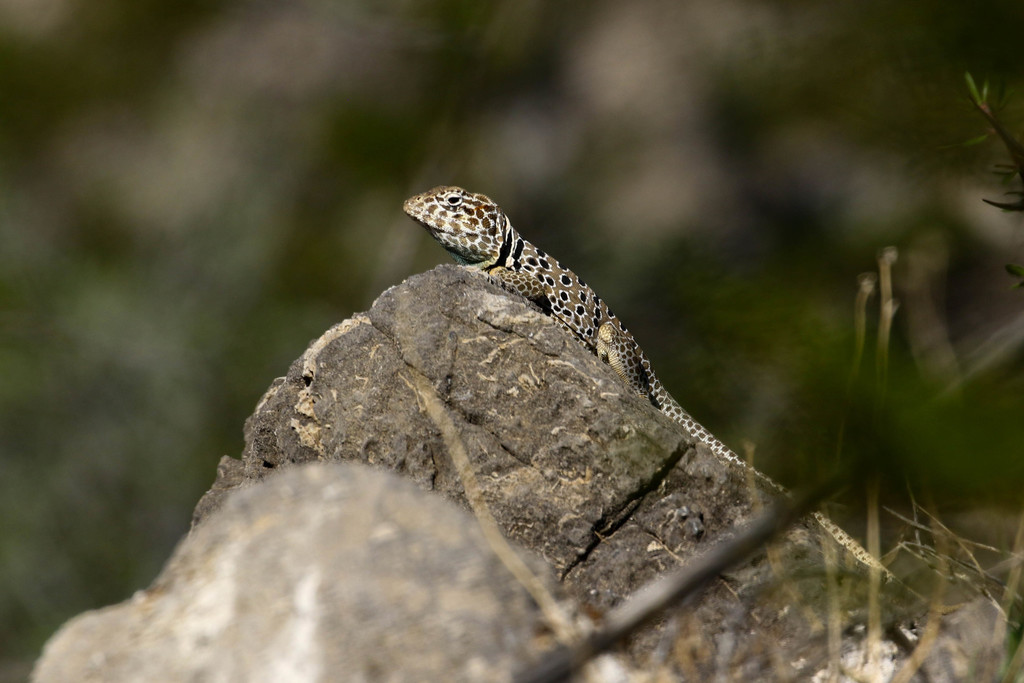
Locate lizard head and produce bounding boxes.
[403,186,505,268]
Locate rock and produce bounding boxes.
[35,264,1009,681]
[217,264,707,582]
[33,463,554,683]
[188,264,891,675]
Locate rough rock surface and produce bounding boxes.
[34,463,553,683]
[225,265,704,582]
[34,265,1007,681]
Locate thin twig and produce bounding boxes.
[890,512,949,683]
[883,506,1005,555]
[403,373,578,645]
[861,249,898,679]
[822,531,842,683]
[866,476,883,677]
[835,273,876,464]
[914,504,1010,603]
[514,474,845,683]
[851,272,877,392]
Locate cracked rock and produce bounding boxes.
[208,265,700,576]
[35,264,1007,681]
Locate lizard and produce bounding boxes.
[403,185,890,577]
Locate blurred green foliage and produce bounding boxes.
[1,0,1023,676]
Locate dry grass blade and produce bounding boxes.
[998,511,1024,683]
[866,477,884,678]
[875,247,899,411]
[890,514,949,683]
[823,533,843,683]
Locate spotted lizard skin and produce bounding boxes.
[404,185,888,577]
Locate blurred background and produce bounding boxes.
[2,0,1023,676]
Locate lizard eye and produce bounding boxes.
[443,193,463,207]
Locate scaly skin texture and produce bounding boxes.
[404,185,889,577]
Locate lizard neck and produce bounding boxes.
[482,214,523,273]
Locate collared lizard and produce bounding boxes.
[404,185,889,577]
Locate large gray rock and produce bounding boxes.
[33,463,553,683]
[34,265,1008,681]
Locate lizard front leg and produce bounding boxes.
[486,266,549,303]
[598,322,653,400]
